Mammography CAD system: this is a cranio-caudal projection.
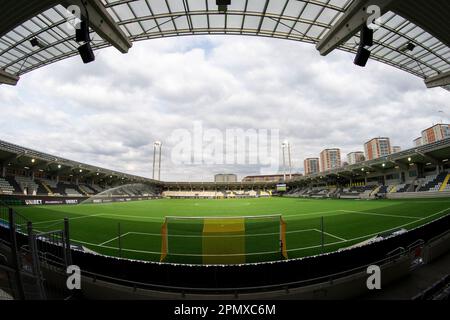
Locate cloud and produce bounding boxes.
[0,35,448,181]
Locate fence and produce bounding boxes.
[0,201,72,299]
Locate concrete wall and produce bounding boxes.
[73,256,411,300]
[387,191,450,199]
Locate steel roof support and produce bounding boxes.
[62,0,132,53]
[424,71,450,89]
[0,69,20,85]
[316,0,395,56]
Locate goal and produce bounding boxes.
[160,215,287,264]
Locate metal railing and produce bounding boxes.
[34,244,418,296]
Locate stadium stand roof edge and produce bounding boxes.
[1,138,449,186]
[0,0,449,90]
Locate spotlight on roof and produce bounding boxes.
[31,158,35,163]
[79,169,83,173]
[57,164,62,169]
[354,25,373,67]
[354,46,371,67]
[30,37,46,49]
[399,42,416,53]
[408,157,412,162]
[382,163,386,167]
[360,25,374,47]
[78,42,95,64]
[216,0,230,13]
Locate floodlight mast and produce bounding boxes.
[158,141,162,180]
[281,142,287,182]
[152,143,156,179]
[282,141,293,181]
[152,141,162,180]
[287,141,292,180]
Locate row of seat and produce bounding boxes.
[0,175,108,197]
[0,177,14,194]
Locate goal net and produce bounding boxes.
[160,215,287,264]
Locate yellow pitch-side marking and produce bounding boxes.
[203,218,245,233]
[202,218,245,264]
[439,174,450,192]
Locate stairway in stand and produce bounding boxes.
[439,173,450,192]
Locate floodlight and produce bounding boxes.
[217,0,230,12]
[78,42,95,64]
[399,42,416,52]
[30,37,46,49]
[354,46,371,67]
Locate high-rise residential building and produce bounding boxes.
[421,124,450,145]
[364,137,391,160]
[304,158,320,175]
[413,137,423,147]
[214,174,237,183]
[347,152,365,165]
[319,149,341,172]
[391,146,402,154]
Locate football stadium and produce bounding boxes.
[0,0,450,305]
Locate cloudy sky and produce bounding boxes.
[0,35,448,181]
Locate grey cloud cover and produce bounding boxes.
[0,36,448,181]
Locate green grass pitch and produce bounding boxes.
[10,197,450,264]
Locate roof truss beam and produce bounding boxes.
[424,71,450,89]
[316,0,395,56]
[0,0,131,55]
[62,0,132,53]
[0,69,20,85]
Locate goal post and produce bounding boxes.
[160,215,288,264]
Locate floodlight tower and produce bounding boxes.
[153,141,162,180]
[286,140,292,180]
[281,142,287,181]
[282,141,293,181]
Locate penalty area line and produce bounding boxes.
[68,207,449,258]
[98,232,131,246]
[313,229,347,241]
[340,210,421,220]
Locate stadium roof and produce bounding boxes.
[1,138,449,186]
[299,137,450,181]
[0,0,449,89]
[0,139,157,184]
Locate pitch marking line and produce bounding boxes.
[340,210,421,220]
[98,232,131,246]
[74,207,449,257]
[29,213,106,226]
[286,207,450,253]
[98,228,319,243]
